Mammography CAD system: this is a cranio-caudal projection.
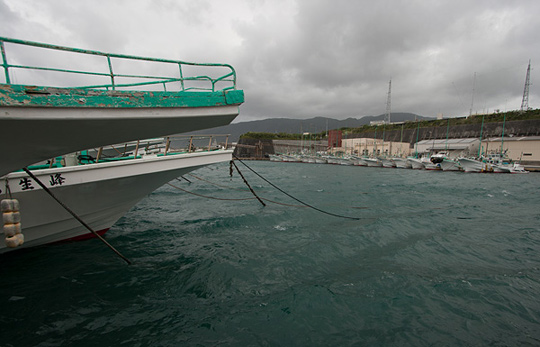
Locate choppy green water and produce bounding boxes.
[1,161,540,346]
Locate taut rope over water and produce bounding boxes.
[230,160,266,207]
[22,168,132,265]
[232,156,361,221]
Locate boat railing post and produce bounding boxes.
[178,63,185,91]
[96,147,103,162]
[0,40,11,84]
[225,135,229,149]
[134,140,140,158]
[107,55,115,90]
[208,136,212,151]
[188,136,193,153]
[165,137,171,155]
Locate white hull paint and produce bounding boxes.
[439,158,462,171]
[0,150,232,253]
[458,158,491,173]
[380,158,396,168]
[392,158,411,169]
[0,105,239,177]
[364,158,382,167]
[407,158,425,169]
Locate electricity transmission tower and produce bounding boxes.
[520,60,531,112]
[386,79,391,123]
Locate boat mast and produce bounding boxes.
[500,113,506,156]
[477,114,485,158]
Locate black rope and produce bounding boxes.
[230,160,266,207]
[22,168,132,265]
[233,155,361,220]
[167,182,307,207]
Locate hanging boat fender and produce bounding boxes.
[2,199,24,248]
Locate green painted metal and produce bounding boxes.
[0,37,243,108]
[0,84,244,108]
[0,41,9,84]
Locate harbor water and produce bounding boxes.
[1,161,539,346]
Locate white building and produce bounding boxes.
[414,138,480,158]
[483,136,540,164]
[339,138,411,157]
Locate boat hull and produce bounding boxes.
[407,158,424,169]
[392,158,411,169]
[0,150,232,253]
[0,105,239,177]
[458,158,491,173]
[439,158,462,171]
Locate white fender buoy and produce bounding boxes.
[3,223,21,237]
[3,211,20,224]
[5,233,24,248]
[2,199,23,248]
[1,199,19,212]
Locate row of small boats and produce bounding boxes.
[268,153,529,174]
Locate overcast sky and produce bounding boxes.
[2,0,539,122]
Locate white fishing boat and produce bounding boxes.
[431,153,461,172]
[0,138,233,253]
[0,37,244,253]
[392,158,411,169]
[421,157,440,170]
[379,158,396,168]
[351,156,368,166]
[0,37,243,177]
[364,157,382,167]
[407,157,425,170]
[458,157,491,173]
[509,163,529,174]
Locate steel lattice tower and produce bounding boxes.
[520,60,531,112]
[386,79,391,123]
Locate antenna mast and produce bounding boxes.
[386,79,392,123]
[520,60,531,112]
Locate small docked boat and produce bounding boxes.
[422,157,440,170]
[379,158,396,168]
[407,157,425,170]
[458,158,491,173]
[431,153,462,172]
[1,137,233,253]
[1,37,244,252]
[363,157,382,167]
[392,158,412,169]
[0,37,244,177]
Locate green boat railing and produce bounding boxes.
[23,134,233,171]
[0,37,237,92]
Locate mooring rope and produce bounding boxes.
[22,168,132,265]
[167,181,308,208]
[232,155,362,220]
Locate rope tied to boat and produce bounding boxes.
[232,155,362,221]
[21,168,132,264]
